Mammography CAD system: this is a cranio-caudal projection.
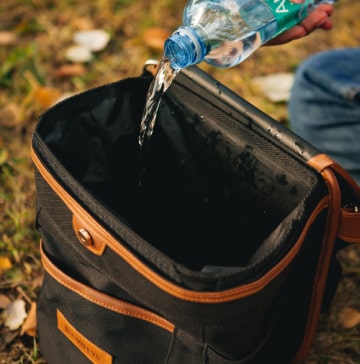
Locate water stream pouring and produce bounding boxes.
[138,0,333,184]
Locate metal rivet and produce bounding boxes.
[77,228,93,247]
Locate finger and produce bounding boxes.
[265,4,333,45]
[300,4,333,33]
[265,26,308,46]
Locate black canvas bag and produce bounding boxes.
[31,64,360,364]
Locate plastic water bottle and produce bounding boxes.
[164,0,333,70]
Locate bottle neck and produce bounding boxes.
[164,26,207,70]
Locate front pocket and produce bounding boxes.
[37,243,175,364]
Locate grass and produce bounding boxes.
[0,0,360,362]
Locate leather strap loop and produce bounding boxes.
[338,207,360,243]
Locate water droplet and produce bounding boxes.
[273,132,281,141]
[195,114,205,124]
[294,141,305,156]
[214,82,222,95]
[267,127,281,140]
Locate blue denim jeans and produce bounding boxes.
[288,48,360,184]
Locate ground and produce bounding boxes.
[0,0,360,363]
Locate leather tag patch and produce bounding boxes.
[57,309,112,364]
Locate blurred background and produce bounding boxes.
[0,0,360,362]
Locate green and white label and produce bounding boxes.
[266,0,313,35]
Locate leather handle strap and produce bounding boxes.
[331,161,360,244]
[338,207,360,244]
[296,154,360,361]
[307,154,360,244]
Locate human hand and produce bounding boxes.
[265,2,333,46]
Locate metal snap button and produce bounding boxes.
[77,228,93,247]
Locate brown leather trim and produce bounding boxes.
[326,157,360,244]
[71,198,328,303]
[41,241,175,333]
[330,161,360,200]
[308,153,360,200]
[338,208,360,243]
[295,158,343,362]
[57,309,113,364]
[307,153,336,172]
[32,147,327,303]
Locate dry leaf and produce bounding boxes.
[21,302,37,337]
[0,294,12,309]
[0,331,19,352]
[0,148,9,165]
[2,299,27,330]
[73,29,110,52]
[54,64,86,78]
[34,86,62,108]
[65,45,93,63]
[72,17,95,31]
[30,274,44,291]
[0,103,21,128]
[0,31,18,46]
[339,307,360,329]
[142,27,170,52]
[0,256,12,272]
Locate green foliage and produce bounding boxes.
[0,44,44,89]
[115,0,138,7]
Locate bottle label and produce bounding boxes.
[265,0,313,34]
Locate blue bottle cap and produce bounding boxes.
[164,26,207,70]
